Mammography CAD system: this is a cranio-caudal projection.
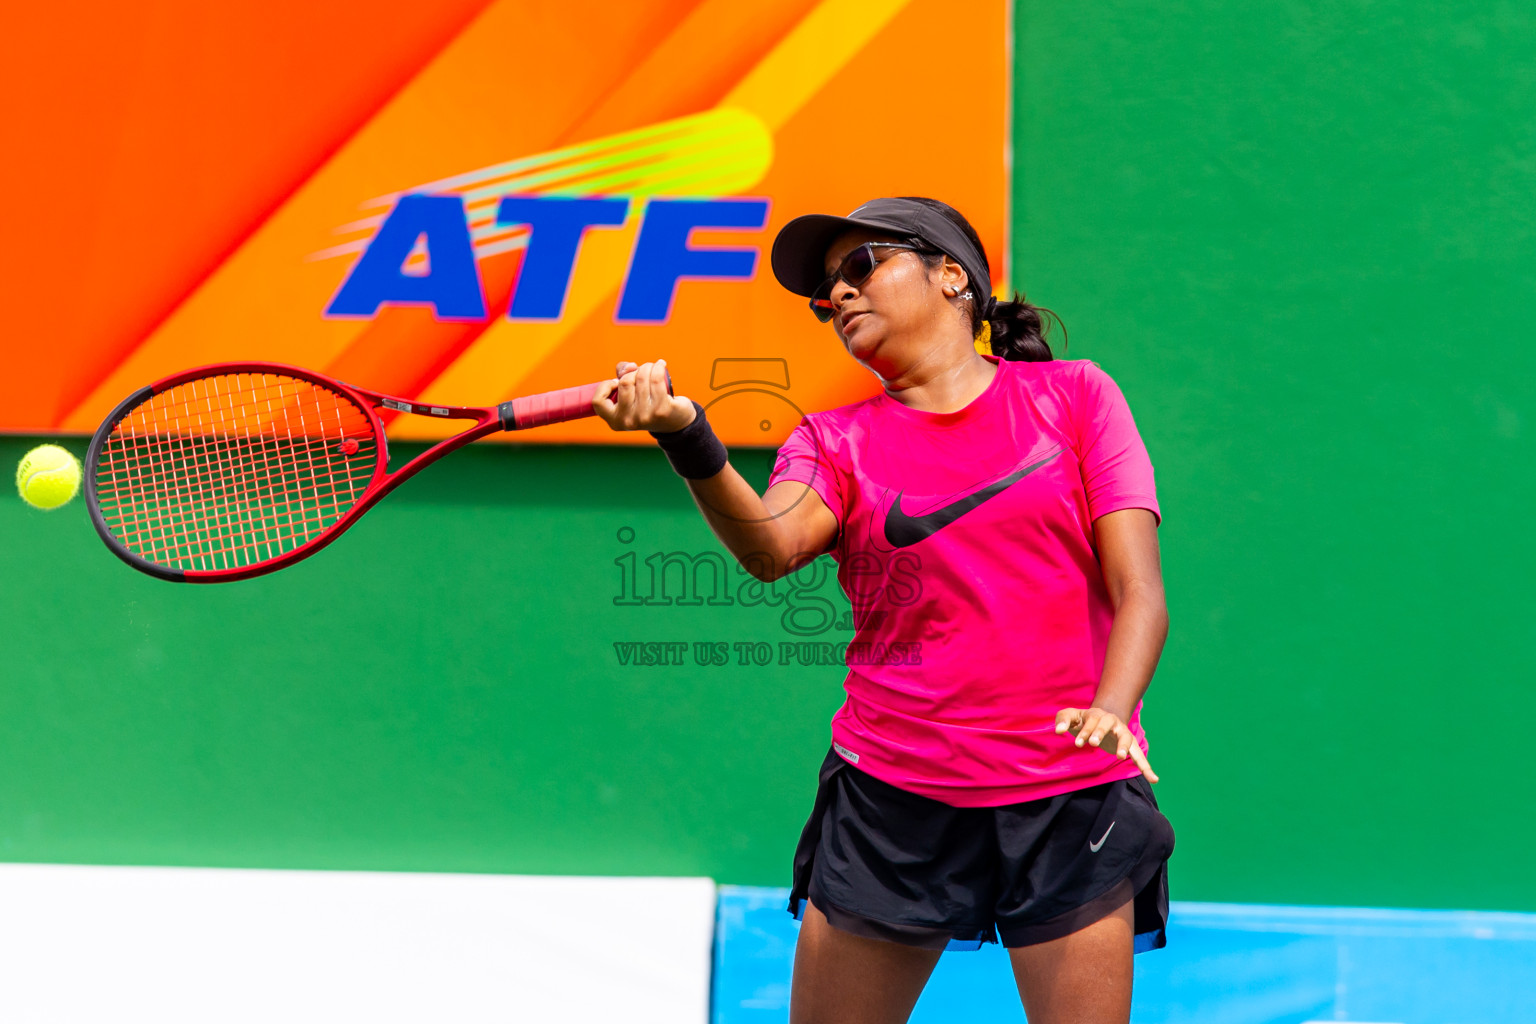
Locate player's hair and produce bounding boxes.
[898,196,1063,362]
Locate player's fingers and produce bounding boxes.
[1114,725,1133,758]
[638,360,663,413]
[650,359,671,402]
[649,361,686,427]
[591,379,623,426]
[632,361,659,422]
[1055,708,1083,735]
[1074,710,1102,747]
[1088,714,1122,749]
[603,381,628,427]
[615,360,639,378]
[644,361,673,424]
[616,368,638,395]
[1128,743,1159,783]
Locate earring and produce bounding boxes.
[943,287,957,297]
[961,290,973,300]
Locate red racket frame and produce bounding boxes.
[85,361,644,583]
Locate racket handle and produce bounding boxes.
[498,371,675,431]
[500,383,602,430]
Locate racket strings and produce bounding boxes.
[94,374,378,571]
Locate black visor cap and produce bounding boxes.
[770,197,991,300]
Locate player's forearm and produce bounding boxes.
[1091,583,1168,721]
[683,465,809,581]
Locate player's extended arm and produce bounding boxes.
[1055,507,1168,782]
[593,360,837,581]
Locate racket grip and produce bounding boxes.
[498,372,675,431]
[500,383,602,430]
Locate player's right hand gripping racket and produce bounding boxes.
[85,361,658,582]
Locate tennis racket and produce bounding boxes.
[85,361,659,582]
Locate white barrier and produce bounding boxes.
[0,863,715,1023]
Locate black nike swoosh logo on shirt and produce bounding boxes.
[882,450,1063,548]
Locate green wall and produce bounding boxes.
[1,440,840,879]
[4,0,1534,913]
[1013,0,1536,911]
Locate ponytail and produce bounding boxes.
[976,293,1064,363]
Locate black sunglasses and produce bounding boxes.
[809,242,930,322]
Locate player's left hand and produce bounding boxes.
[1055,707,1159,783]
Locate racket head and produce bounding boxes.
[85,362,387,582]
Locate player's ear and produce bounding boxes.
[939,256,968,296]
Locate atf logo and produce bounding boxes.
[316,109,773,324]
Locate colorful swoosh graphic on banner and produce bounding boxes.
[311,108,774,268]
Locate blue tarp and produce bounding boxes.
[714,886,1536,1023]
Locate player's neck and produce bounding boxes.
[881,347,997,414]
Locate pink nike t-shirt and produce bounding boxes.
[767,355,1161,807]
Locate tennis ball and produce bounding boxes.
[16,444,82,510]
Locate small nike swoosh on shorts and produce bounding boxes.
[1089,821,1116,853]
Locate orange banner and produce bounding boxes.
[4,0,1007,445]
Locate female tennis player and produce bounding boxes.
[593,196,1174,1024]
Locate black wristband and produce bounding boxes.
[650,400,729,479]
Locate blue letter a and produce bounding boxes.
[326,194,487,320]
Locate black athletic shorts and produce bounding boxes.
[788,746,1176,951]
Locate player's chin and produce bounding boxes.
[840,322,881,359]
